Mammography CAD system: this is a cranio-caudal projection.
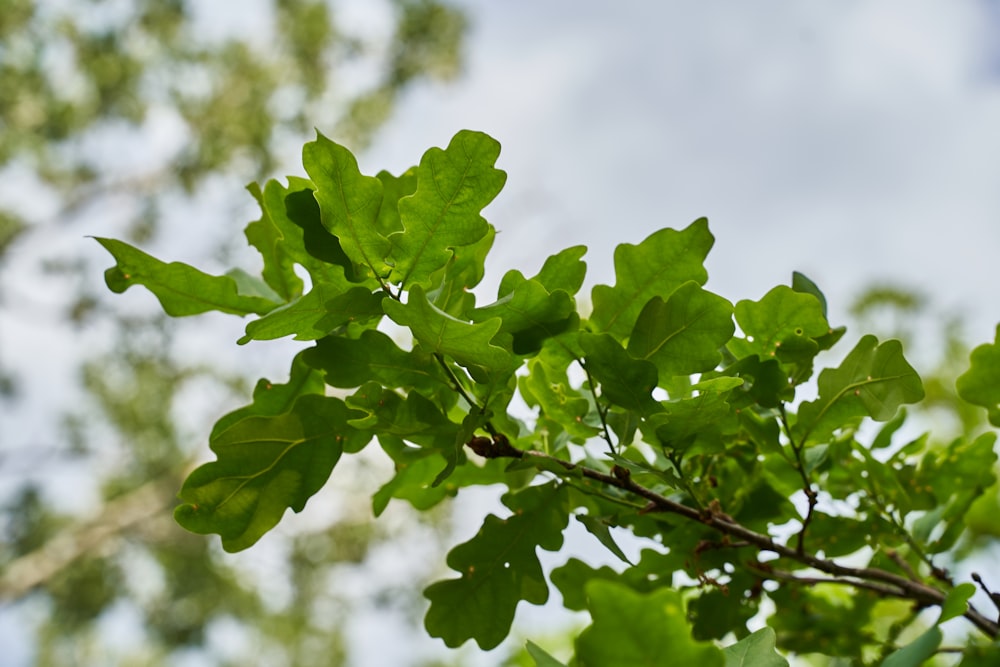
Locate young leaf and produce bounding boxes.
[939,583,976,623]
[575,580,725,667]
[722,627,788,667]
[424,483,568,649]
[794,335,924,445]
[383,284,516,383]
[499,245,588,298]
[627,281,734,378]
[956,324,1000,426]
[390,130,507,288]
[303,131,391,277]
[96,237,278,316]
[590,218,713,338]
[238,285,383,344]
[175,394,370,552]
[579,333,660,415]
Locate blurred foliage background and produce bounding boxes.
[0,1,479,664]
[1,1,998,666]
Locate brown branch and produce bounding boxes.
[466,434,1000,640]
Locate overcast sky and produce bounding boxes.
[3,2,1000,665]
[366,0,1000,341]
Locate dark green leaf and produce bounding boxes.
[390,130,506,288]
[473,279,577,355]
[96,237,278,316]
[579,333,660,415]
[956,324,1000,426]
[575,580,724,667]
[304,328,450,394]
[575,514,633,565]
[590,218,714,338]
[424,483,568,649]
[175,394,370,552]
[939,583,976,623]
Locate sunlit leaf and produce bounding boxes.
[390,130,506,288]
[303,131,390,277]
[956,324,1000,426]
[722,627,788,667]
[96,237,278,316]
[628,281,734,378]
[590,218,713,338]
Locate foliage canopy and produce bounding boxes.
[100,129,1000,665]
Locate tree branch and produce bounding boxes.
[466,433,1000,640]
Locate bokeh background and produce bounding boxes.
[2,1,999,665]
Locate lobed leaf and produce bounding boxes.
[628,281,734,379]
[472,279,577,355]
[722,627,788,667]
[731,285,830,372]
[175,394,370,552]
[590,218,713,338]
[390,130,507,288]
[424,483,568,649]
[383,284,517,383]
[303,131,391,277]
[96,237,279,316]
[956,324,1000,426]
[238,284,383,344]
[579,333,660,415]
[575,580,724,667]
[794,335,924,445]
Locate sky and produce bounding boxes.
[3,1,1000,664]
[366,1,1000,342]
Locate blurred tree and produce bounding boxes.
[0,0,468,664]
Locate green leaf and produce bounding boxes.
[722,627,788,667]
[383,284,517,383]
[519,361,599,441]
[303,131,390,277]
[473,279,577,355]
[526,640,569,667]
[575,581,724,667]
[881,627,942,667]
[303,328,450,394]
[731,285,830,370]
[374,167,417,237]
[281,180,366,284]
[575,514,633,565]
[499,245,588,298]
[644,387,737,454]
[96,237,278,316]
[579,333,660,415]
[627,281,734,378]
[794,335,924,445]
[210,351,325,439]
[174,394,370,552]
[390,130,507,288]
[590,218,713,338]
[791,271,828,318]
[424,483,569,649]
[238,285,383,344]
[939,583,976,623]
[957,324,1000,426]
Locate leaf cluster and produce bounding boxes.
[99,130,1000,665]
